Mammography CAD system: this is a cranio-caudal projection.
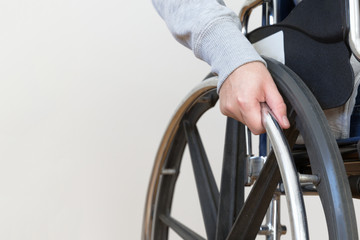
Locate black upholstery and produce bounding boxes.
[280,0,349,42]
[248,0,353,109]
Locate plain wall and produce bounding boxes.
[0,0,358,239]
[0,0,211,239]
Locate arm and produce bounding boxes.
[152,0,289,133]
[152,0,264,90]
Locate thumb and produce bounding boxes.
[266,88,290,129]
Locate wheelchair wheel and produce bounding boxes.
[142,58,358,240]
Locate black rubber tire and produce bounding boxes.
[267,58,358,239]
[142,59,358,240]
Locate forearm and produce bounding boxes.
[152,0,265,91]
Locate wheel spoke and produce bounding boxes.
[226,151,280,240]
[159,215,206,240]
[183,120,219,240]
[216,118,246,240]
[226,124,298,240]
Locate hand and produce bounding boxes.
[219,61,290,135]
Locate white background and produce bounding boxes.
[0,0,358,239]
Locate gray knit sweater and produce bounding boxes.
[152,0,266,91]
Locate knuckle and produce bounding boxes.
[249,126,260,135]
[235,96,248,109]
[220,102,233,115]
[250,126,265,135]
[246,117,265,135]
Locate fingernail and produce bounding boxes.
[283,116,290,128]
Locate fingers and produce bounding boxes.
[220,98,265,135]
[238,99,265,135]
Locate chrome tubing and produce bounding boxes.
[259,193,287,240]
[240,0,279,34]
[239,0,265,34]
[261,103,309,240]
[349,0,360,60]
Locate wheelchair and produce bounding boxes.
[143,0,360,239]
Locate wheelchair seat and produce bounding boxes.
[247,0,354,109]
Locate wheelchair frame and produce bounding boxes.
[143,0,360,239]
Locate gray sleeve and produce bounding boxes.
[152,0,266,91]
